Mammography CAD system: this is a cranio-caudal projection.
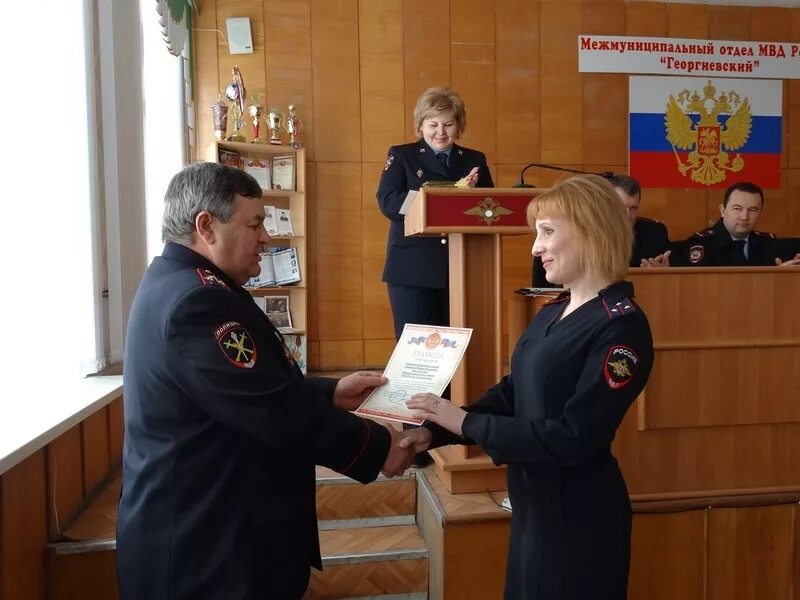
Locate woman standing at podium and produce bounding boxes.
[403,174,654,600]
[377,86,494,342]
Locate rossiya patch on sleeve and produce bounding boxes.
[604,345,638,389]
[215,321,257,369]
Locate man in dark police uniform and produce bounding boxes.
[678,181,800,267]
[117,163,413,600]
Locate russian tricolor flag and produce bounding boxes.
[629,76,782,189]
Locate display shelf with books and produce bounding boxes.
[214,141,308,358]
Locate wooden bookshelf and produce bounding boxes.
[214,140,309,372]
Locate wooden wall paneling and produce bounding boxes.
[361,163,394,341]
[358,0,405,163]
[263,0,315,161]
[794,503,800,600]
[318,340,365,371]
[311,0,361,162]
[666,3,710,39]
[194,0,219,161]
[107,397,124,466]
[443,521,509,600]
[306,161,319,345]
[81,408,111,496]
[403,0,451,139]
[495,0,540,165]
[450,0,496,165]
[628,510,705,600]
[1,450,47,600]
[625,1,668,37]
[46,425,84,539]
[540,1,582,166]
[215,0,267,144]
[48,551,118,600]
[707,504,796,600]
[363,338,394,369]
[316,162,363,342]
[580,3,627,168]
[669,188,709,240]
[644,347,800,429]
[785,168,800,234]
[708,6,750,40]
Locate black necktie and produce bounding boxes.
[733,239,747,261]
[436,152,448,169]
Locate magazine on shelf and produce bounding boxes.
[246,246,289,288]
[264,205,279,236]
[276,208,294,236]
[273,247,301,285]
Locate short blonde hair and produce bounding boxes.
[527,174,633,282]
[413,86,466,137]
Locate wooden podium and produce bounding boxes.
[404,187,542,493]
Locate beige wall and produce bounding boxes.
[194,0,800,371]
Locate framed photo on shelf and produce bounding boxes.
[271,154,295,191]
[265,295,292,331]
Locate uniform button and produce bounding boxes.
[441,238,447,245]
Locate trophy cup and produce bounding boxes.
[211,94,229,141]
[285,105,302,149]
[266,107,284,145]
[224,66,247,142]
[249,94,265,143]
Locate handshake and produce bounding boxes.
[379,427,432,478]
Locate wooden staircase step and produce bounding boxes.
[307,525,428,600]
[316,467,416,522]
[60,475,120,541]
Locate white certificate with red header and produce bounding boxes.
[354,324,472,425]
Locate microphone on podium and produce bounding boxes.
[512,163,615,188]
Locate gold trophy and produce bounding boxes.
[211,94,229,141]
[266,107,284,145]
[224,66,247,142]
[249,95,265,143]
[285,105,302,149]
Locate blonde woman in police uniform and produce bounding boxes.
[377,86,494,340]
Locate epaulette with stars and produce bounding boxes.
[752,230,776,239]
[691,227,714,238]
[602,297,636,319]
[543,291,570,305]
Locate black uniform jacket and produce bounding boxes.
[378,140,494,289]
[676,218,781,266]
[532,217,670,287]
[117,243,391,600]
[427,281,654,600]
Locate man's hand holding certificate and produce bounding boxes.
[355,324,472,425]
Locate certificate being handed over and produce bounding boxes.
[355,324,472,425]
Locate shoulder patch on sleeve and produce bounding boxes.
[383,154,395,172]
[197,268,229,289]
[602,297,636,319]
[604,345,639,389]
[688,244,705,264]
[215,321,257,368]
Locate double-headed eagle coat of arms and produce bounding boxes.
[665,80,752,186]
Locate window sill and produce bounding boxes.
[0,375,123,475]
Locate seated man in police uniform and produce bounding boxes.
[117,162,414,600]
[532,174,672,286]
[678,181,800,267]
